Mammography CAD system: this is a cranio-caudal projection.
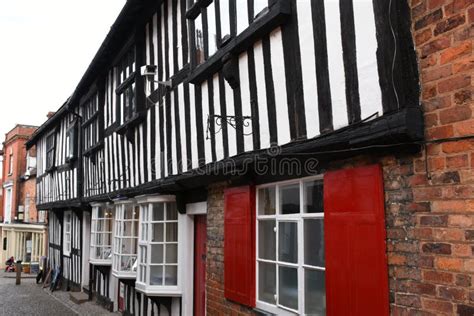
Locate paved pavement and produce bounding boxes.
[0,271,118,316]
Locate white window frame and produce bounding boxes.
[135,195,183,296]
[89,203,114,265]
[256,175,325,315]
[112,200,139,278]
[63,210,72,257]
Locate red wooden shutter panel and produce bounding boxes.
[224,186,256,307]
[324,165,389,316]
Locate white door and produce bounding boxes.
[4,188,12,223]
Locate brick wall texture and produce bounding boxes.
[205,1,473,315]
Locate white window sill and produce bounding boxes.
[256,301,297,316]
[89,258,112,266]
[135,282,181,297]
[112,270,137,279]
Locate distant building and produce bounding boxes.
[0,124,47,268]
[0,151,3,222]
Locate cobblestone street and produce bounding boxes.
[0,272,117,315]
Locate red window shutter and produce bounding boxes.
[224,185,256,307]
[324,165,389,316]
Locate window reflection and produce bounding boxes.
[195,16,205,64]
[254,0,268,19]
[236,0,249,34]
[208,3,218,57]
[220,0,230,39]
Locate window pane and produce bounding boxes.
[165,244,178,264]
[236,0,248,34]
[124,205,134,219]
[254,0,268,19]
[141,223,148,241]
[258,187,276,215]
[305,269,326,315]
[150,266,163,285]
[195,15,204,64]
[166,223,178,242]
[258,262,276,304]
[134,206,139,220]
[152,203,164,221]
[152,223,164,242]
[105,218,112,232]
[304,180,324,213]
[280,184,300,214]
[97,219,104,232]
[123,221,134,237]
[164,265,177,286]
[258,220,275,260]
[97,207,104,218]
[121,238,137,255]
[278,266,298,311]
[151,244,164,264]
[167,203,178,221]
[96,233,103,246]
[220,0,230,39]
[140,246,147,264]
[278,222,298,263]
[121,256,135,271]
[207,3,218,57]
[304,219,325,267]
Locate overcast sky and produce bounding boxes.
[0,0,126,148]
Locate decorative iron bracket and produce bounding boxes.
[206,114,253,140]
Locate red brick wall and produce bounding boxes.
[206,183,255,315]
[397,0,473,314]
[1,125,37,222]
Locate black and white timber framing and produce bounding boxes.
[27,0,422,315]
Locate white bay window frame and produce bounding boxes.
[135,195,191,297]
[112,200,139,278]
[90,203,114,265]
[256,175,326,315]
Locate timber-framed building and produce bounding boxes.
[28,0,474,315]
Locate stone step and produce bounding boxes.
[70,292,89,305]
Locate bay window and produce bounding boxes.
[256,177,325,315]
[113,200,139,278]
[90,204,114,265]
[135,195,181,295]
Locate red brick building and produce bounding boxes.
[1,124,47,266]
[0,150,3,222]
[1,125,38,223]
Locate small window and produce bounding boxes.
[63,211,72,256]
[8,148,13,175]
[190,0,269,67]
[46,133,56,171]
[113,202,139,277]
[82,93,100,152]
[66,122,78,162]
[90,204,114,265]
[116,48,137,125]
[256,177,325,315]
